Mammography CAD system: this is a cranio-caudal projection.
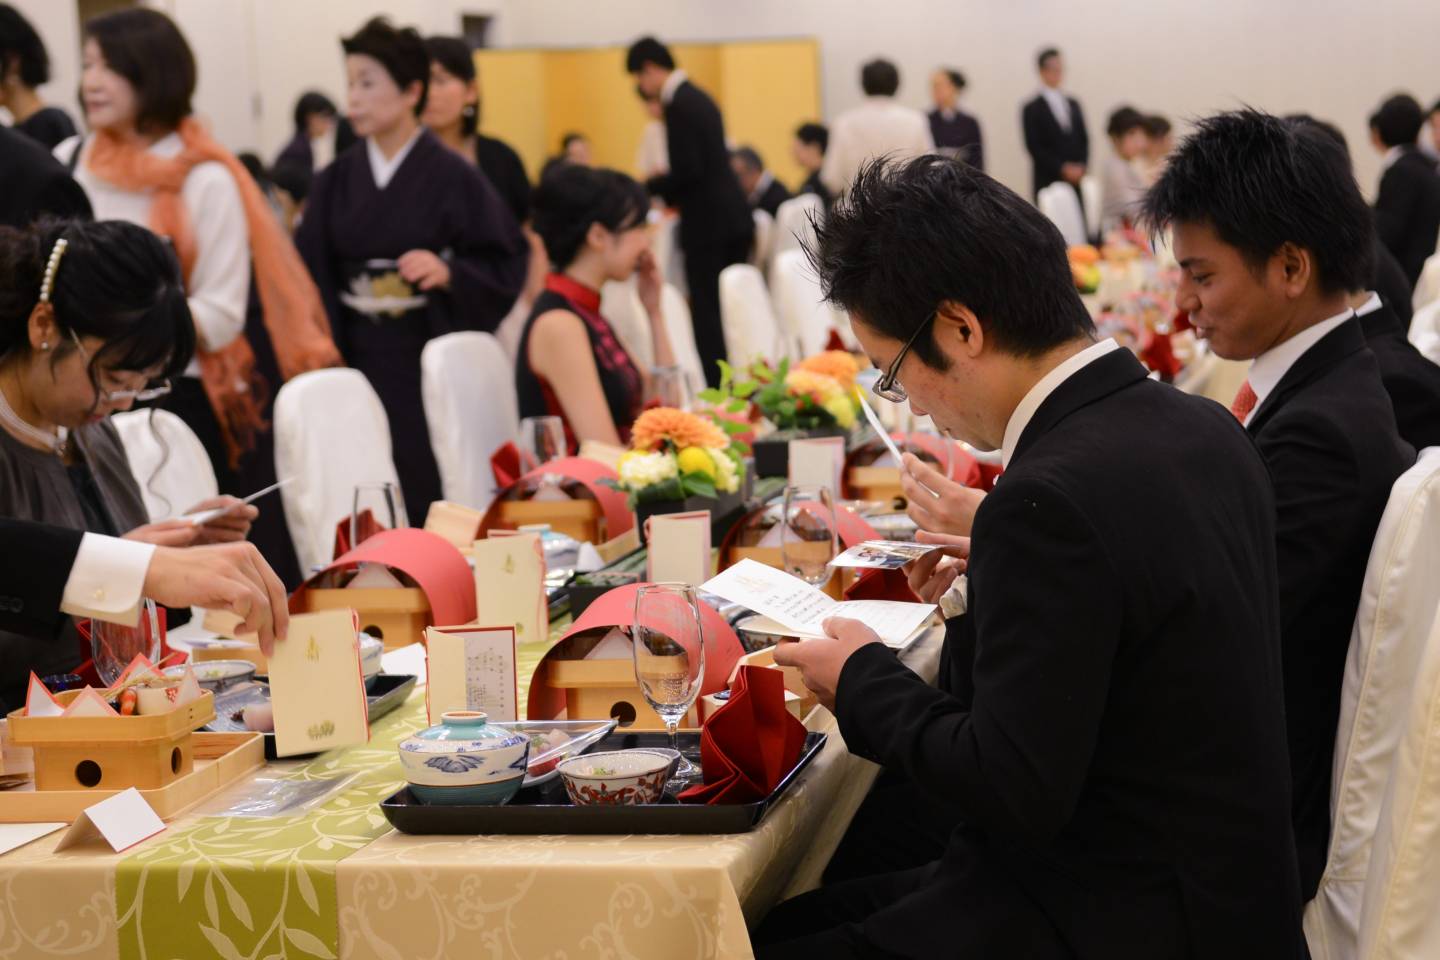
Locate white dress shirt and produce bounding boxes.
[1381,145,1405,173]
[366,128,423,190]
[55,133,250,373]
[310,132,335,172]
[821,96,935,196]
[59,533,154,625]
[1356,292,1383,317]
[1241,309,1354,426]
[1041,87,1073,131]
[660,69,688,107]
[635,120,669,176]
[1002,338,1121,467]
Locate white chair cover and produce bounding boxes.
[1038,182,1089,247]
[660,282,707,393]
[770,248,843,357]
[420,332,518,514]
[110,409,218,522]
[771,194,823,266]
[1080,173,1102,242]
[1305,447,1440,959]
[751,209,775,271]
[600,278,654,371]
[652,215,685,297]
[1409,299,1440,366]
[719,264,784,367]
[1414,252,1440,314]
[273,368,401,573]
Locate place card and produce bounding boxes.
[646,511,712,586]
[0,823,65,857]
[424,626,518,723]
[788,436,846,493]
[267,608,369,758]
[54,788,164,853]
[472,533,546,646]
[24,673,63,717]
[423,501,484,551]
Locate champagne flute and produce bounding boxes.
[91,599,161,686]
[519,415,566,472]
[351,480,406,549]
[781,484,838,586]
[632,583,707,785]
[647,364,692,411]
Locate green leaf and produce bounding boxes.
[717,359,734,390]
[719,419,749,435]
[294,864,320,915]
[204,874,219,928]
[176,860,194,901]
[732,381,758,399]
[198,925,245,960]
[680,473,718,498]
[725,398,748,413]
[696,388,725,404]
[216,869,254,930]
[284,928,337,959]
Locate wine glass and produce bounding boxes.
[781,484,838,586]
[351,480,406,549]
[91,599,161,686]
[518,415,566,472]
[632,583,707,786]
[647,364,692,411]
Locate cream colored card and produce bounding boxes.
[424,626,518,723]
[789,436,846,493]
[646,511,712,586]
[423,500,484,550]
[54,788,164,853]
[267,608,370,758]
[472,533,546,646]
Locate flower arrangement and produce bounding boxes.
[701,352,862,432]
[613,407,746,507]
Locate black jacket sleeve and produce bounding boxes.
[1374,166,1418,259]
[0,520,84,638]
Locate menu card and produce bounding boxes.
[702,558,935,647]
[646,511,712,586]
[472,533,546,646]
[267,609,369,757]
[425,626,518,723]
[788,436,846,493]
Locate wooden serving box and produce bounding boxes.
[543,656,697,733]
[847,465,904,503]
[299,586,430,651]
[494,499,605,545]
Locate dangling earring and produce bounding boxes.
[39,341,49,351]
[463,104,477,121]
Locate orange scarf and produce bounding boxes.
[86,117,342,467]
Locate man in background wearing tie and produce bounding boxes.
[1143,109,1415,902]
[1021,48,1088,201]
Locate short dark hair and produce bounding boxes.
[1286,113,1349,163]
[0,218,195,383]
[940,67,966,91]
[860,58,900,97]
[0,3,49,87]
[341,17,429,116]
[807,156,1094,366]
[532,164,650,270]
[1106,106,1147,139]
[292,91,337,134]
[425,36,478,135]
[796,122,829,154]
[1373,94,1424,147]
[269,159,312,204]
[732,146,763,172]
[561,131,587,151]
[1141,109,1374,296]
[1143,114,1171,138]
[625,37,674,73]
[85,8,195,134]
[1037,47,1060,70]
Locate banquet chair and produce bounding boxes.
[1037,182,1088,247]
[719,264,785,367]
[771,194,823,267]
[1409,299,1440,366]
[1080,174,1102,242]
[1305,447,1440,960]
[273,368,401,573]
[751,209,775,272]
[660,282,707,394]
[770,248,842,357]
[600,277,654,371]
[1416,251,1440,313]
[110,409,219,522]
[652,214,686,297]
[420,331,518,514]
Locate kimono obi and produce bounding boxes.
[338,257,432,321]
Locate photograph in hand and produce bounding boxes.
[829,539,941,570]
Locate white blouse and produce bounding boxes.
[55,133,250,377]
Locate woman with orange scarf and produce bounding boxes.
[55,8,339,585]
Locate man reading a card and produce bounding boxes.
[758,157,1304,958]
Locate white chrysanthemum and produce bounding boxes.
[618,450,678,489]
[709,448,740,493]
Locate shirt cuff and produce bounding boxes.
[938,575,968,620]
[60,533,155,626]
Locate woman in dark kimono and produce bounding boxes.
[295,17,528,524]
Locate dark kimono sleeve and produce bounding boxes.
[293,166,346,353]
[442,167,528,333]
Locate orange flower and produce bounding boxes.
[783,369,844,405]
[796,350,860,385]
[630,407,728,452]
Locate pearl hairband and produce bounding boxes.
[38,237,68,305]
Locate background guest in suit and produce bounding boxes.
[927,67,982,170]
[1423,99,1440,164]
[0,5,78,150]
[1144,109,1416,900]
[755,156,1304,958]
[792,121,830,206]
[627,36,753,387]
[273,91,356,174]
[1021,47,1088,200]
[1369,94,1440,288]
[1099,105,1148,233]
[821,58,933,199]
[1138,113,1174,184]
[0,125,91,227]
[731,145,792,218]
[561,132,592,166]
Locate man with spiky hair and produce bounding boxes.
[1143,108,1415,901]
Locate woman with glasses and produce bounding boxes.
[0,219,255,706]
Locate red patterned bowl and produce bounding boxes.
[557,749,676,805]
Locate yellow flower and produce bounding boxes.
[630,407,728,452]
[784,369,844,406]
[676,446,717,479]
[822,394,857,428]
[796,350,860,386]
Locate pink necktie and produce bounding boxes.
[1230,381,1258,423]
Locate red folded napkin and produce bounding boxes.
[491,441,523,491]
[844,566,918,603]
[679,665,806,805]
[332,509,384,560]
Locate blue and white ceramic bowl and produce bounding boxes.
[398,711,530,805]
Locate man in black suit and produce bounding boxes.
[730,145,792,219]
[627,37,753,387]
[1370,94,1440,288]
[1145,109,1416,901]
[928,67,983,171]
[1353,290,1440,450]
[1021,47,1088,200]
[0,124,90,228]
[753,156,1304,959]
[791,122,831,208]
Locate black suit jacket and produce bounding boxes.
[1358,298,1440,451]
[1022,94,1089,197]
[753,177,792,219]
[1246,317,1416,898]
[1374,148,1440,287]
[1373,236,1414,326]
[835,348,1304,959]
[650,80,753,251]
[928,108,984,171]
[0,125,92,228]
[0,520,84,639]
[796,170,832,209]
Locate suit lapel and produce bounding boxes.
[1357,301,1405,341]
[1011,348,1149,464]
[1246,317,1368,435]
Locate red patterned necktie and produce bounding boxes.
[1230,380,1258,423]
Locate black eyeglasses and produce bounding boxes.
[872,313,934,403]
